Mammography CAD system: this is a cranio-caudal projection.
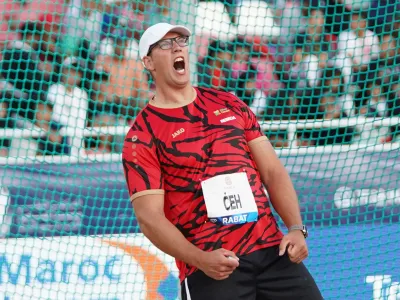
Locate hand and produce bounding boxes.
[196,248,240,280]
[279,230,308,264]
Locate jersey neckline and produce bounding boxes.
[146,87,199,111]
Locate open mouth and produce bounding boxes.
[173,57,185,74]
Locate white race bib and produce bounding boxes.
[200,172,258,225]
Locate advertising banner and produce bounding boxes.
[0,150,399,237]
[0,235,180,300]
[0,231,398,300]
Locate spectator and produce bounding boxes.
[324,0,360,35]
[313,92,355,145]
[292,8,337,65]
[229,36,253,80]
[99,27,139,60]
[296,90,355,146]
[368,33,400,86]
[95,28,148,120]
[197,40,233,90]
[143,0,171,28]
[86,29,148,155]
[353,33,400,114]
[119,0,171,42]
[265,89,299,148]
[391,13,400,39]
[335,9,380,91]
[384,75,400,142]
[272,0,308,52]
[62,0,103,57]
[61,0,126,58]
[234,66,267,116]
[0,95,11,156]
[44,57,89,155]
[289,8,338,88]
[229,36,284,98]
[85,69,113,154]
[318,67,356,116]
[37,14,64,91]
[1,21,63,148]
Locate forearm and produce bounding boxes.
[264,165,302,228]
[138,214,204,267]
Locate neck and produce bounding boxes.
[153,83,195,107]
[356,29,365,37]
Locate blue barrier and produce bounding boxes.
[0,150,399,299]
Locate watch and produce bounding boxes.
[289,225,308,239]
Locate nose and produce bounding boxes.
[172,40,182,52]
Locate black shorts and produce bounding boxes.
[181,245,323,300]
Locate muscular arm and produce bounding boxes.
[249,137,302,228]
[133,194,205,267]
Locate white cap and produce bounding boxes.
[139,23,191,60]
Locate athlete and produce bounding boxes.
[122,23,323,299]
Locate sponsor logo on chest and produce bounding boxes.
[213,107,236,123]
[220,116,236,123]
[172,128,185,138]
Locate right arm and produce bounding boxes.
[132,194,205,268]
[122,130,239,279]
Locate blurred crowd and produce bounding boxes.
[0,0,399,156]
[199,0,400,147]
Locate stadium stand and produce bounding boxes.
[0,1,399,299]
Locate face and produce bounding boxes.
[371,85,381,97]
[309,10,325,28]
[380,35,396,59]
[143,32,190,88]
[114,39,126,58]
[329,76,341,92]
[63,68,82,86]
[351,14,367,31]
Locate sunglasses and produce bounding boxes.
[147,36,189,56]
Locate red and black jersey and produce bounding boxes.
[122,87,283,282]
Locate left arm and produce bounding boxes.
[248,137,302,228]
[237,97,307,262]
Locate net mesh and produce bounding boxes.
[0,0,399,299]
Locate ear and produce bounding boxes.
[142,56,155,71]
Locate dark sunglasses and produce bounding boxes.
[147,36,189,56]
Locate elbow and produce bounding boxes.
[263,161,287,185]
[135,210,164,234]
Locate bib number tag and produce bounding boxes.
[201,172,258,225]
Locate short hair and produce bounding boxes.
[350,9,368,20]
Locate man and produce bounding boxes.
[121,23,322,299]
[1,21,63,153]
[95,28,148,115]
